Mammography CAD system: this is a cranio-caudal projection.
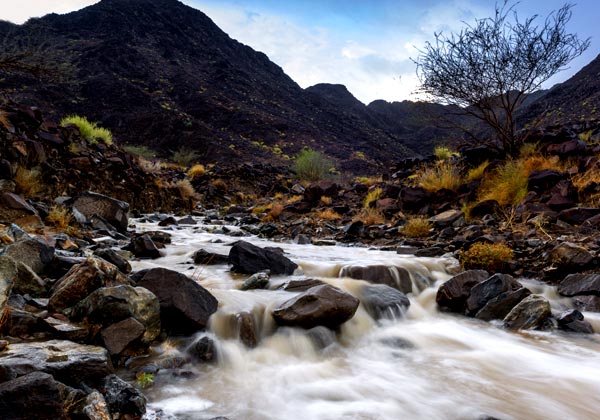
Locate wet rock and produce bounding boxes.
[135,268,218,334]
[1,236,54,274]
[177,215,197,224]
[82,391,111,420]
[188,336,217,362]
[193,249,229,265]
[548,242,594,272]
[0,340,111,386]
[158,216,178,226]
[229,240,298,275]
[558,273,600,297]
[573,295,600,312]
[241,271,270,291]
[557,309,593,333]
[436,270,489,313]
[398,186,432,212]
[474,287,531,321]
[342,221,364,237]
[503,295,552,330]
[72,191,129,233]
[429,209,464,228]
[93,248,132,274]
[340,265,412,294]
[0,372,68,420]
[415,247,444,257]
[466,274,523,316]
[1,307,49,337]
[558,207,600,225]
[129,234,161,259]
[360,284,410,320]
[278,278,325,292]
[306,326,336,349]
[44,317,89,342]
[48,258,130,313]
[0,256,17,323]
[100,374,146,418]
[272,284,359,329]
[236,312,259,348]
[101,317,145,355]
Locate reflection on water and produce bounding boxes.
[133,218,600,420]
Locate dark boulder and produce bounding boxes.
[236,312,259,348]
[340,265,412,294]
[573,295,600,312]
[360,284,410,320]
[1,236,54,274]
[0,372,68,420]
[100,374,147,418]
[547,242,594,273]
[436,270,489,313]
[469,200,499,219]
[465,274,523,316]
[93,248,132,274]
[558,207,600,225]
[229,241,297,275]
[240,271,270,291]
[187,335,217,363]
[557,309,593,334]
[128,234,161,259]
[0,192,43,230]
[558,273,600,297]
[474,287,531,321]
[272,284,359,329]
[72,191,129,233]
[135,268,218,334]
[503,295,552,330]
[527,170,563,193]
[277,278,325,292]
[398,186,432,212]
[303,181,340,204]
[193,249,229,265]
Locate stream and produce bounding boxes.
[131,217,600,420]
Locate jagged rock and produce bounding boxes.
[429,209,464,227]
[100,374,146,418]
[360,284,410,320]
[71,285,160,343]
[135,268,218,334]
[558,207,600,225]
[398,186,432,212]
[436,270,489,313]
[293,234,311,244]
[177,215,197,224]
[503,295,552,330]
[48,258,130,313]
[12,260,46,296]
[229,241,297,275]
[187,336,217,362]
[465,274,523,316]
[469,200,499,219]
[548,242,594,272]
[277,278,325,292]
[240,271,270,291]
[342,221,364,237]
[1,236,54,274]
[0,192,43,229]
[101,317,146,355]
[0,372,68,420]
[557,309,593,333]
[558,273,600,296]
[236,312,259,348]
[129,234,161,259]
[82,391,111,420]
[93,248,132,274]
[193,249,229,265]
[72,191,129,233]
[0,256,16,325]
[527,170,563,193]
[474,287,531,321]
[340,265,412,294]
[573,295,600,312]
[547,138,588,156]
[44,317,89,342]
[0,340,111,386]
[303,181,340,204]
[272,284,359,329]
[1,307,49,337]
[158,216,178,226]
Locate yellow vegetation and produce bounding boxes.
[402,217,432,238]
[320,195,333,205]
[176,179,196,200]
[363,187,382,209]
[460,242,514,272]
[46,205,73,230]
[478,160,528,206]
[353,208,385,226]
[315,208,341,220]
[466,160,489,182]
[14,167,43,198]
[60,115,113,145]
[187,164,206,179]
[415,161,462,192]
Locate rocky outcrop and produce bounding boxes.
[229,241,297,275]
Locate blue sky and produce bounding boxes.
[3,0,599,104]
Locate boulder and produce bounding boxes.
[135,268,218,334]
[0,192,43,229]
[0,256,17,325]
[187,336,217,363]
[1,236,54,274]
[0,340,111,386]
[436,270,489,313]
[429,209,464,228]
[101,317,146,355]
[573,295,600,312]
[557,309,593,334]
[229,241,297,275]
[558,273,600,297]
[1,307,50,337]
[193,249,229,265]
[398,186,432,212]
[12,260,46,296]
[340,265,412,294]
[72,191,129,233]
[465,274,523,316]
[548,242,594,272]
[82,391,111,420]
[236,312,259,348]
[240,271,270,291]
[93,248,132,274]
[129,234,161,259]
[503,295,552,330]
[558,207,600,225]
[0,372,68,420]
[48,258,130,313]
[527,170,563,193]
[360,284,410,320]
[303,181,340,204]
[272,284,359,329]
[474,287,531,321]
[469,200,499,219]
[277,278,325,292]
[100,374,147,418]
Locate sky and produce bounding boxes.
[1,0,599,104]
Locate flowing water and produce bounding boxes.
[132,218,600,420]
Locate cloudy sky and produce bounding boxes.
[2,0,598,104]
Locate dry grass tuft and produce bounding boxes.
[478,160,528,206]
[353,208,385,226]
[187,164,206,179]
[211,179,228,191]
[402,217,432,238]
[415,161,462,192]
[14,167,43,198]
[466,160,490,182]
[46,205,73,230]
[285,195,303,204]
[460,242,514,272]
[176,179,196,200]
[139,158,162,174]
[320,195,333,205]
[363,187,382,209]
[315,208,341,220]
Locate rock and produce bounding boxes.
[465,274,523,316]
[429,209,464,228]
[398,186,432,212]
[101,317,146,356]
[558,207,600,225]
[503,295,552,330]
[187,336,217,362]
[236,312,259,348]
[44,317,89,342]
[193,249,229,265]
[306,325,336,349]
[158,216,178,226]
[272,284,359,329]
[303,181,340,204]
[0,340,111,386]
[1,307,49,337]
[0,192,43,229]
[527,170,563,193]
[48,258,130,313]
[100,374,146,418]
[93,248,132,274]
[82,391,111,420]
[177,216,197,224]
[135,268,218,334]
[558,273,600,297]
[474,287,531,321]
[0,256,17,326]
[573,295,600,312]
[277,278,325,292]
[72,191,129,233]
[129,234,161,259]
[469,200,499,219]
[240,271,270,291]
[342,221,364,237]
[0,372,68,420]
[1,236,54,274]
[557,309,593,333]
[229,241,297,275]
[548,242,594,273]
[360,284,410,320]
[340,265,412,294]
[12,260,46,296]
[436,270,489,313]
[415,247,444,257]
[547,138,588,156]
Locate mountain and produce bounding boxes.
[0,0,416,173]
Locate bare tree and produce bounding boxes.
[414,1,590,156]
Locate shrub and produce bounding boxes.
[355,176,382,186]
[466,160,490,182]
[363,187,382,209]
[315,208,341,220]
[14,167,42,197]
[176,179,196,200]
[46,205,73,230]
[136,372,154,389]
[211,179,227,191]
[60,115,113,145]
[460,242,514,272]
[292,148,333,182]
[353,208,384,226]
[415,161,462,192]
[434,146,460,160]
[171,147,200,167]
[402,217,432,238]
[187,164,206,179]
[320,195,332,205]
[124,145,155,158]
[478,160,528,206]
[268,203,284,219]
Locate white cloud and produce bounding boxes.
[0,0,99,24]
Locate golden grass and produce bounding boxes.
[14,167,43,198]
[46,205,73,230]
[252,204,270,214]
[478,160,528,206]
[466,160,489,182]
[363,187,382,209]
[60,115,113,145]
[0,110,11,129]
[355,175,383,186]
[187,164,206,179]
[460,242,514,272]
[415,161,462,192]
[211,179,228,191]
[402,217,432,238]
[176,179,196,200]
[571,163,600,206]
[522,154,561,174]
[285,195,303,204]
[315,208,342,220]
[353,208,385,226]
[139,158,162,174]
[320,195,333,205]
[434,146,460,161]
[268,203,284,219]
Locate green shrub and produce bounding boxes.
[171,147,200,167]
[60,115,113,145]
[460,242,514,272]
[124,145,156,158]
[292,148,333,182]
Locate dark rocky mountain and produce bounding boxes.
[0,0,416,174]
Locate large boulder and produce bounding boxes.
[229,241,297,275]
[101,317,146,356]
[547,242,594,272]
[465,274,523,316]
[93,248,132,274]
[48,258,130,313]
[474,287,531,321]
[0,256,16,326]
[72,191,129,233]
[0,192,43,230]
[558,207,600,225]
[557,309,594,334]
[558,273,600,297]
[503,295,552,330]
[340,265,412,294]
[1,236,54,274]
[573,295,600,312]
[0,372,69,420]
[128,234,161,259]
[135,268,218,334]
[193,249,229,265]
[359,284,410,320]
[436,270,489,313]
[272,284,359,329]
[100,374,147,419]
[303,181,340,204]
[0,340,111,386]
